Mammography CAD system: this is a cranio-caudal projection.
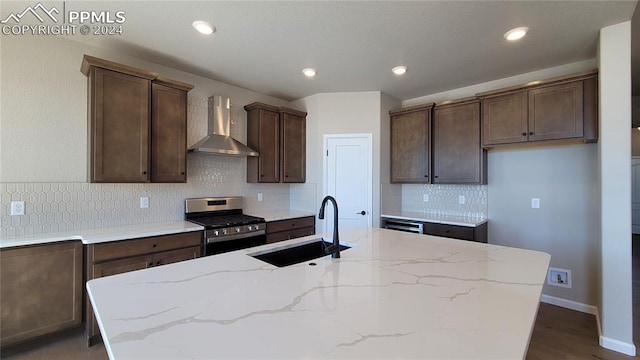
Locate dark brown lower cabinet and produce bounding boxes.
[0,241,83,349]
[85,232,201,345]
[424,222,487,243]
[266,216,315,244]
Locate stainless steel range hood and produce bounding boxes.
[188,95,259,157]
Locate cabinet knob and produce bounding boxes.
[142,171,147,175]
[260,174,264,177]
[434,176,438,178]
[357,211,366,215]
[156,261,160,265]
[522,132,527,136]
[152,244,157,248]
[285,175,289,178]
[148,262,153,267]
[529,132,534,136]
[424,174,428,178]
[181,172,185,175]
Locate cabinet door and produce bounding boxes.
[247,109,280,183]
[151,83,187,183]
[152,246,201,267]
[528,81,584,142]
[390,109,430,183]
[1,242,83,348]
[281,112,306,183]
[89,67,150,182]
[433,102,485,184]
[481,92,528,146]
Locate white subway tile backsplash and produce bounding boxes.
[401,184,487,218]
[1,95,290,238]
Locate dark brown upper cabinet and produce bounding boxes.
[81,55,193,183]
[433,99,486,184]
[245,102,307,183]
[478,70,598,147]
[389,103,434,183]
[150,78,190,183]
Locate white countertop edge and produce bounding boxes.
[0,221,204,249]
[247,210,316,222]
[381,212,487,227]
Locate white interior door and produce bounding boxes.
[323,134,372,233]
[632,157,640,234]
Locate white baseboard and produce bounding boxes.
[540,294,598,315]
[600,336,637,356]
[540,295,636,356]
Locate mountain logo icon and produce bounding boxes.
[1,2,60,24]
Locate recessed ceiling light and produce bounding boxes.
[302,68,317,77]
[504,27,529,41]
[192,21,216,35]
[392,66,408,75]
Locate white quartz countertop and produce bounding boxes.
[0,221,204,248]
[87,227,549,360]
[382,211,488,227]
[247,209,316,222]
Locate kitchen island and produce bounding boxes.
[87,227,550,359]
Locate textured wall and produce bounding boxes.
[401,184,487,218]
[1,95,290,238]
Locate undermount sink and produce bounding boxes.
[249,238,351,267]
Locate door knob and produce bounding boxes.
[357,211,366,215]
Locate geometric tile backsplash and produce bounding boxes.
[401,184,487,218]
[0,95,290,238]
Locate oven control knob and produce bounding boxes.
[222,229,228,235]
[254,224,260,230]
[235,227,241,233]
[247,225,253,231]
[214,230,219,236]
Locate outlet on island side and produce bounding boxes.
[257,193,263,202]
[458,195,465,205]
[140,196,149,209]
[547,267,571,288]
[423,194,429,202]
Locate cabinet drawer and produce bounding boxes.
[266,217,315,234]
[424,223,474,241]
[153,246,201,267]
[90,231,202,263]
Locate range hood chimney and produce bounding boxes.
[188,96,259,157]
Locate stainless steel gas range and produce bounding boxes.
[185,197,266,256]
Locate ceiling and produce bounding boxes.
[8,1,639,101]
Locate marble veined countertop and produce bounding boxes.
[382,211,488,227]
[0,221,203,248]
[87,227,549,359]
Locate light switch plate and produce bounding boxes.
[531,198,540,209]
[140,197,149,209]
[10,201,25,216]
[458,195,465,205]
[257,193,263,202]
[423,194,429,202]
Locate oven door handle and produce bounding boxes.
[206,230,266,243]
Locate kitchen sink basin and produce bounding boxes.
[249,239,351,267]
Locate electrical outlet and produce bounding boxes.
[547,267,572,288]
[531,198,540,209]
[458,195,465,205]
[257,193,263,202]
[140,196,149,209]
[423,194,429,202]
[10,201,25,216]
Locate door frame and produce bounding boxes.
[322,133,373,233]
